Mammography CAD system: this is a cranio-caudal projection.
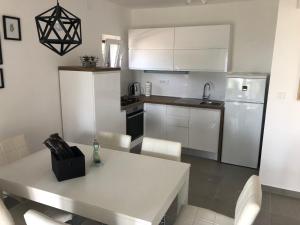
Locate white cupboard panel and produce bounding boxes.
[189,108,220,153]
[94,72,126,135]
[129,50,174,71]
[166,125,189,147]
[144,103,166,139]
[129,28,175,50]
[166,116,189,128]
[60,71,96,145]
[166,105,190,117]
[174,49,228,72]
[174,25,230,49]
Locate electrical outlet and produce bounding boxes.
[277,92,286,100]
[159,79,169,85]
[298,80,300,100]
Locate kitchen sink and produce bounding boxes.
[199,101,222,106]
[173,98,202,105]
[173,98,223,107]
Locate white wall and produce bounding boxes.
[130,0,279,73]
[0,0,130,151]
[134,72,226,100]
[260,0,300,192]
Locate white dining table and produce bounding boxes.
[0,143,190,225]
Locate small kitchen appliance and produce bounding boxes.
[128,82,141,97]
[145,82,152,97]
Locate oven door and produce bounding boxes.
[126,110,144,141]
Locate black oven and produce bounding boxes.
[126,105,144,141]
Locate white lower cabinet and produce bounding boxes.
[144,103,166,139]
[189,108,221,153]
[144,103,221,154]
[165,106,190,147]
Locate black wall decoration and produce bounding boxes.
[35,0,82,56]
[0,34,3,65]
[0,69,4,89]
[3,16,22,41]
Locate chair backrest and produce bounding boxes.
[97,132,131,152]
[24,210,66,225]
[0,198,15,225]
[234,175,262,225]
[141,137,182,162]
[0,135,30,167]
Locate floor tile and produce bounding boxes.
[261,192,271,212]
[212,198,236,217]
[271,214,300,225]
[270,193,300,220]
[254,211,271,225]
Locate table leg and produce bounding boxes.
[177,169,190,215]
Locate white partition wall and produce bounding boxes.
[59,70,126,145]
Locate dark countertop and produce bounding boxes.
[121,95,224,111]
[58,66,121,72]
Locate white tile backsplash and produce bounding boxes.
[133,71,226,101]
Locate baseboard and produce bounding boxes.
[263,185,300,199]
[182,148,218,161]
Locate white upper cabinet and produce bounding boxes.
[129,49,173,71]
[128,25,231,72]
[174,25,230,49]
[129,28,174,70]
[129,28,174,50]
[174,25,230,72]
[174,49,229,72]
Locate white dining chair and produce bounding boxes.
[0,135,72,224]
[0,198,14,225]
[0,135,31,201]
[174,175,262,225]
[97,131,132,152]
[1,198,72,225]
[24,210,66,225]
[141,137,182,162]
[0,135,31,167]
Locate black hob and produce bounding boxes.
[121,96,140,107]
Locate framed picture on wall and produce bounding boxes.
[0,69,4,88]
[0,34,3,65]
[3,16,21,41]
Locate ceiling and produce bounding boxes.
[108,0,253,9]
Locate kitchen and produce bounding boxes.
[59,24,269,169]
[2,0,300,225]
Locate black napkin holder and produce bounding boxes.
[51,146,85,182]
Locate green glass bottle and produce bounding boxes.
[93,139,101,165]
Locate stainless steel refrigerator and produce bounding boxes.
[221,74,268,169]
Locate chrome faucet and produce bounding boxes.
[203,82,211,100]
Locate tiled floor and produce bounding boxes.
[5,151,300,225]
[181,154,300,225]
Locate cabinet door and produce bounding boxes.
[174,25,230,49]
[165,106,190,147]
[60,71,96,145]
[165,117,189,147]
[189,108,221,153]
[129,28,174,50]
[174,49,229,72]
[129,49,174,71]
[144,104,166,139]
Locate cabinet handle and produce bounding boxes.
[127,111,145,119]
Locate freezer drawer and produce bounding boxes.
[222,102,264,168]
[225,77,266,103]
